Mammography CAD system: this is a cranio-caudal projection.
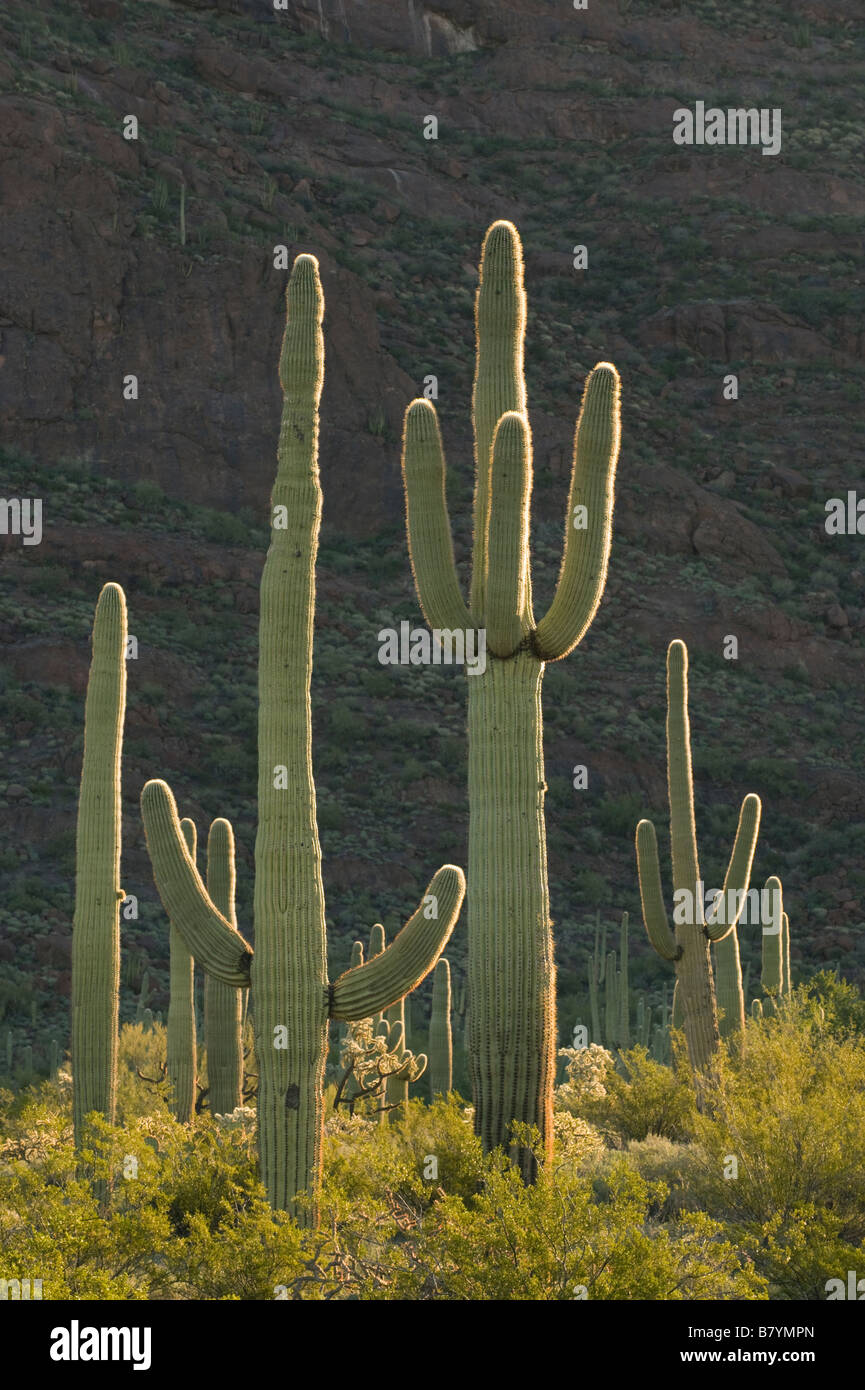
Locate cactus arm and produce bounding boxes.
[761,875,784,996]
[167,817,197,1123]
[783,912,792,995]
[429,957,453,1097]
[401,400,470,632]
[534,363,621,662]
[141,779,252,987]
[71,581,127,1142]
[329,865,465,1021]
[705,793,763,941]
[485,411,533,657]
[470,220,527,621]
[205,817,245,1115]
[635,819,682,962]
[665,639,701,909]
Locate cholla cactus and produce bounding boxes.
[336,1015,427,1118]
[555,1042,614,1115]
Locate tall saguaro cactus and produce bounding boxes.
[401,221,621,1177]
[166,817,198,1123]
[204,818,245,1116]
[72,582,127,1145]
[635,640,762,1076]
[141,255,465,1223]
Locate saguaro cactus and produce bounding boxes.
[761,875,787,1012]
[401,221,621,1177]
[429,957,453,1097]
[72,582,127,1145]
[141,255,464,1223]
[713,918,745,1039]
[166,818,198,1123]
[204,818,245,1115]
[635,640,762,1076]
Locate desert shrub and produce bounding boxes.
[686,1000,865,1294]
[578,1046,696,1144]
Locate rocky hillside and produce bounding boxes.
[2,0,864,1064]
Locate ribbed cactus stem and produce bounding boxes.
[72,582,127,1145]
[429,958,452,1097]
[751,998,764,1020]
[204,818,244,1116]
[166,817,198,1123]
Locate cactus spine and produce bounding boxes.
[635,640,761,1077]
[141,255,465,1223]
[401,222,621,1176]
[429,957,453,1097]
[204,818,244,1115]
[72,582,127,1145]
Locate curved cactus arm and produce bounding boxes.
[761,875,784,996]
[141,779,252,987]
[471,219,527,620]
[329,865,465,1021]
[636,819,682,962]
[751,997,764,1020]
[534,363,621,662]
[485,411,533,657]
[402,400,470,633]
[705,793,763,942]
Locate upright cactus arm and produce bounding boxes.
[636,819,682,962]
[329,865,465,1021]
[761,875,784,997]
[485,411,534,657]
[704,793,763,941]
[401,401,470,633]
[534,363,622,662]
[471,219,527,621]
[141,779,252,987]
[205,817,245,1116]
[783,912,792,995]
[665,640,701,908]
[429,957,453,1097]
[167,817,197,1124]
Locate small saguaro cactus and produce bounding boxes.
[166,818,198,1124]
[635,640,762,1077]
[429,957,453,1097]
[761,875,789,1012]
[72,582,128,1146]
[204,818,245,1116]
[141,254,465,1223]
[401,221,621,1177]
